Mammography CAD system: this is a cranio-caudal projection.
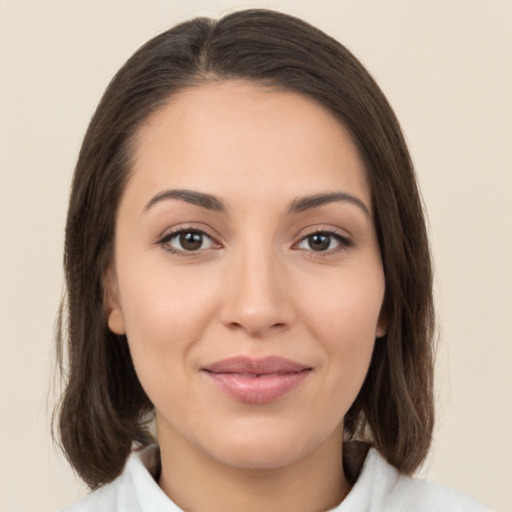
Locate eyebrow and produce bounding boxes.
[286,192,371,217]
[143,188,370,217]
[144,189,227,213]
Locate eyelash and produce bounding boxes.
[157,228,219,257]
[295,230,353,256]
[156,227,353,257]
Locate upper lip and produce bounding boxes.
[202,356,311,375]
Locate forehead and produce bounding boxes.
[127,80,371,210]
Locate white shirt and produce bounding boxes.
[62,445,490,511]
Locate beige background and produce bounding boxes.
[0,1,510,511]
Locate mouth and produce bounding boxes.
[201,356,313,404]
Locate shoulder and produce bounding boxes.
[337,448,491,512]
[61,482,119,512]
[61,445,177,512]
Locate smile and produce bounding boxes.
[201,356,313,404]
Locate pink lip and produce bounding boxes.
[202,356,312,404]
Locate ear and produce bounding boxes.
[103,266,126,335]
[376,322,387,339]
[375,304,388,339]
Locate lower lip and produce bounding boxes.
[203,370,311,404]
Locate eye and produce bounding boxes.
[296,231,351,253]
[160,229,216,254]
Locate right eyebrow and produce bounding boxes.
[143,189,227,214]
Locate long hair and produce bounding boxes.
[56,9,435,489]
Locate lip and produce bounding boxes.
[201,356,312,404]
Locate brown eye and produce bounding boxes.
[179,232,203,251]
[296,231,352,253]
[163,230,215,253]
[307,233,331,251]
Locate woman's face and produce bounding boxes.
[107,80,386,470]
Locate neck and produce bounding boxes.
[157,423,349,512]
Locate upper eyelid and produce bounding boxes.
[294,231,352,247]
[294,224,352,241]
[299,229,350,241]
[157,224,220,243]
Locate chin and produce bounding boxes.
[213,441,302,470]
[202,423,319,470]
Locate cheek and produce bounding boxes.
[303,265,385,343]
[117,262,220,383]
[302,265,384,397]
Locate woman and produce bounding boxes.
[56,9,489,511]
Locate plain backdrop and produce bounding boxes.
[0,1,510,511]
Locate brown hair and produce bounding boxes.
[55,8,435,489]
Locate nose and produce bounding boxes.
[219,245,295,337]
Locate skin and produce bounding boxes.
[106,80,386,512]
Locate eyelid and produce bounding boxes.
[156,222,220,241]
[156,224,222,255]
[294,224,352,242]
[292,226,354,254]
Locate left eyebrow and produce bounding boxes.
[286,192,371,217]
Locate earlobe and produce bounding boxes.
[376,323,387,339]
[376,305,388,339]
[104,266,126,335]
[108,308,126,335]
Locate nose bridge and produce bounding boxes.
[221,234,293,335]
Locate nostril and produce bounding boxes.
[219,273,295,335]
[225,319,288,336]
